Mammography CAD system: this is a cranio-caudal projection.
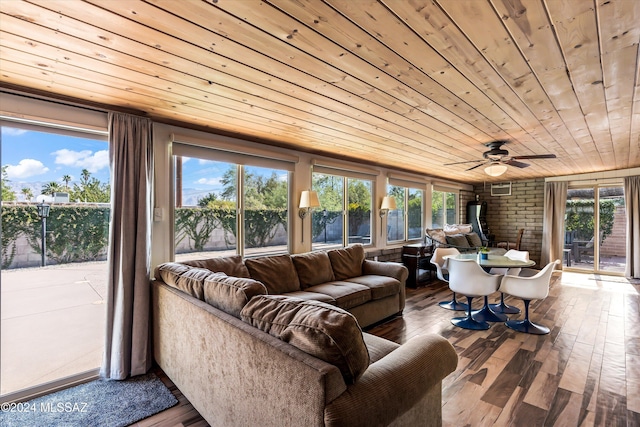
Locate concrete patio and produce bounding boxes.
[0,262,107,396]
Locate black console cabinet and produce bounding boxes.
[401,244,434,288]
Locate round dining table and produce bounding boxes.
[447,253,536,322]
[453,253,536,270]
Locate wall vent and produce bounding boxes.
[491,182,511,196]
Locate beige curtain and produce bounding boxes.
[101,112,154,379]
[541,181,567,267]
[624,176,640,278]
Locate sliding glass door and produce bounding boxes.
[1,125,109,399]
[564,185,626,274]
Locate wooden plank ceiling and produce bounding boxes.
[1,0,639,183]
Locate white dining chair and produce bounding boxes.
[489,249,530,276]
[488,249,530,314]
[430,247,467,311]
[447,257,502,330]
[499,260,560,335]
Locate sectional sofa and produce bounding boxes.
[151,244,458,426]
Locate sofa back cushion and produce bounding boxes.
[465,232,483,247]
[245,254,301,294]
[446,234,470,248]
[204,275,267,318]
[291,251,335,289]
[327,244,365,280]
[182,255,250,278]
[240,295,369,384]
[155,262,216,300]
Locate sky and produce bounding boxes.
[1,125,287,204]
[1,126,110,199]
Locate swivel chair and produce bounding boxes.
[499,260,560,334]
[447,257,502,330]
[488,249,529,314]
[430,247,467,311]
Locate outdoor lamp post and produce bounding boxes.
[323,209,328,243]
[37,202,50,267]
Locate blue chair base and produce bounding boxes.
[488,293,520,314]
[452,316,490,330]
[504,299,549,334]
[439,292,468,311]
[451,296,490,330]
[472,296,508,322]
[505,319,550,335]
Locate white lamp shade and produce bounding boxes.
[299,190,320,209]
[484,162,508,177]
[380,196,397,210]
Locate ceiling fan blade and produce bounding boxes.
[444,159,484,166]
[466,162,488,171]
[511,154,556,160]
[504,159,530,168]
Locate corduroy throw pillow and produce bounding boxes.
[240,295,370,384]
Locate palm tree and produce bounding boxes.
[62,174,72,190]
[41,181,62,196]
[21,187,33,202]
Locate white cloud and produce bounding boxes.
[2,128,28,136]
[196,177,221,186]
[5,159,49,179]
[53,149,109,173]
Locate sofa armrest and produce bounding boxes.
[362,260,408,284]
[324,333,458,427]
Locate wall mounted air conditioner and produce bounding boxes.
[491,182,511,196]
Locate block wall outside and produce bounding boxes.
[600,205,626,257]
[473,179,545,267]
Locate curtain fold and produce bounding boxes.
[541,181,567,267]
[101,112,154,379]
[624,176,640,278]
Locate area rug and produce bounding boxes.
[0,372,178,427]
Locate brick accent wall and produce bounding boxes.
[473,179,545,266]
[601,205,626,257]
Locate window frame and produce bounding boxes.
[386,184,424,244]
[171,142,294,258]
[431,187,459,229]
[311,171,374,250]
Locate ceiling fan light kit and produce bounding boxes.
[484,162,508,177]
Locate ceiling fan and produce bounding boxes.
[445,140,556,176]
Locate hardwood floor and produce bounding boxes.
[137,271,640,426]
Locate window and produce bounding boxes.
[1,123,109,399]
[431,189,457,228]
[387,185,424,242]
[172,142,292,259]
[311,173,372,250]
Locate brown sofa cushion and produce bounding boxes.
[156,262,213,300]
[204,275,267,318]
[345,275,400,300]
[245,254,301,294]
[304,281,371,310]
[446,234,470,248]
[465,232,483,247]
[240,295,370,384]
[291,251,335,289]
[182,255,250,278]
[328,244,365,280]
